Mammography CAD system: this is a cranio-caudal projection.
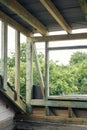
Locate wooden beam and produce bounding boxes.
[48,45,87,51]
[32,33,87,42]
[16,114,87,125]
[40,0,72,33]
[1,0,48,35]
[31,99,87,109]
[1,21,7,90]
[45,42,49,99]
[15,31,20,101]
[68,108,76,118]
[0,86,26,112]
[32,43,45,98]
[79,0,87,20]
[26,37,33,113]
[0,11,30,36]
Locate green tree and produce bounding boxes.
[7,44,87,99]
[70,52,87,65]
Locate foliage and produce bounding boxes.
[70,51,87,65]
[5,44,87,100]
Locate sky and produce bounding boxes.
[36,38,87,65]
[0,20,87,65]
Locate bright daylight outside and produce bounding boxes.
[0,20,87,99]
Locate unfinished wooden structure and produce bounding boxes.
[0,0,87,129]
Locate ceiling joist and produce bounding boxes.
[32,33,87,42]
[0,0,48,35]
[79,0,87,20]
[40,0,72,34]
[0,11,30,36]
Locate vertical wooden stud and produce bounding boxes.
[26,37,33,113]
[45,41,49,99]
[1,21,7,90]
[15,30,20,101]
[45,41,50,115]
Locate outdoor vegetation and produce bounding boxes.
[0,43,87,100]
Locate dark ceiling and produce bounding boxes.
[0,0,87,33]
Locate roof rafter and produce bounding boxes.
[79,0,87,20]
[40,0,72,34]
[0,0,48,35]
[0,11,30,36]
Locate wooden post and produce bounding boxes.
[32,42,45,98]
[26,37,33,113]
[45,41,50,115]
[45,42,49,99]
[1,21,8,90]
[15,30,20,101]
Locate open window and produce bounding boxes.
[48,40,87,99]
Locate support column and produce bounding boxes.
[1,21,7,90]
[15,30,20,101]
[26,37,33,113]
[45,41,49,99]
[45,41,50,115]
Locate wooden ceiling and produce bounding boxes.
[0,0,87,35]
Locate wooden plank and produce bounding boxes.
[31,99,87,109]
[32,33,87,42]
[40,0,72,33]
[0,87,26,112]
[32,43,45,98]
[1,0,48,35]
[15,31,20,101]
[31,99,45,106]
[68,108,76,118]
[0,11,30,36]
[45,42,50,115]
[48,45,87,51]
[79,0,87,20]
[1,21,7,90]
[26,37,33,113]
[48,95,87,101]
[45,42,49,99]
[16,114,87,125]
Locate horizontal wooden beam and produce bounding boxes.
[0,11,30,36]
[48,95,87,101]
[79,0,87,20]
[40,0,72,33]
[31,99,87,109]
[1,0,48,35]
[48,45,87,51]
[32,33,87,42]
[16,114,87,125]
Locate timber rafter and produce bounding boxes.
[40,0,72,33]
[0,11,30,36]
[0,0,48,35]
[79,0,87,20]
[32,33,87,42]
